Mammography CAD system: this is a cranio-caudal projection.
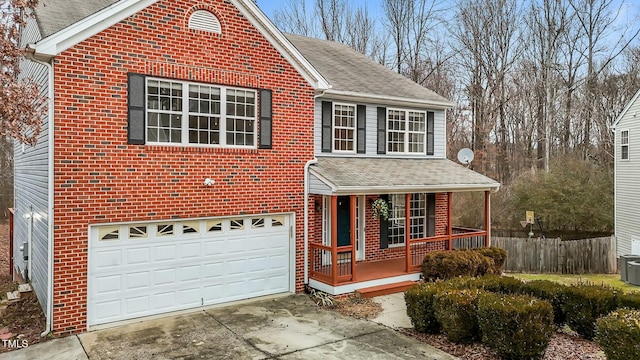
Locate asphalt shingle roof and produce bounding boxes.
[310,157,500,194]
[34,0,119,38]
[284,33,451,104]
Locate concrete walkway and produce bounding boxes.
[0,294,454,360]
[370,292,413,329]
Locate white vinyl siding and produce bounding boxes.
[615,97,640,257]
[314,98,446,158]
[14,13,50,314]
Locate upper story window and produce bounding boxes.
[387,109,426,154]
[146,78,256,148]
[621,130,629,160]
[333,103,356,153]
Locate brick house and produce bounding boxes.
[12,0,499,334]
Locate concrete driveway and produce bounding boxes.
[77,294,456,360]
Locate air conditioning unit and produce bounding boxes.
[628,261,640,286]
[620,255,640,283]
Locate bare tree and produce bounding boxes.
[452,0,522,182]
[1,0,43,145]
[272,0,319,37]
[569,0,640,159]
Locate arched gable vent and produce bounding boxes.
[188,10,221,33]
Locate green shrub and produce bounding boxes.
[595,308,640,360]
[433,289,483,344]
[618,292,640,310]
[521,280,568,326]
[467,274,523,294]
[476,247,508,274]
[404,282,449,333]
[477,292,554,360]
[562,283,618,339]
[422,249,491,280]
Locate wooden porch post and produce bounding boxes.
[331,195,338,284]
[405,193,411,272]
[484,191,491,247]
[350,195,357,281]
[447,192,453,251]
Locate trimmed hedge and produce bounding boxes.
[404,282,448,334]
[521,280,568,326]
[434,289,483,344]
[562,283,618,339]
[421,247,507,281]
[476,247,507,274]
[477,292,554,360]
[467,274,524,294]
[618,292,640,310]
[595,308,640,360]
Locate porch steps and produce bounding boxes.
[356,280,417,298]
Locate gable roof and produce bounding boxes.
[27,0,329,90]
[612,87,640,129]
[285,33,454,109]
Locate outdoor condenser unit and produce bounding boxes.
[620,255,640,283]
[628,261,640,286]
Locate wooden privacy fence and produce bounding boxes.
[491,236,616,274]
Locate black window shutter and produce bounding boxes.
[321,101,332,152]
[259,89,272,149]
[127,73,146,145]
[380,194,389,249]
[377,107,386,154]
[427,193,436,237]
[357,105,366,154]
[427,111,434,155]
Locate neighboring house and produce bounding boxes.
[612,89,640,258]
[12,0,499,335]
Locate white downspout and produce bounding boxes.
[29,53,54,337]
[303,158,317,285]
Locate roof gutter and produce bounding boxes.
[319,89,456,110]
[25,48,55,338]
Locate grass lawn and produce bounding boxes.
[510,273,640,293]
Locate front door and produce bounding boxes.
[336,196,351,247]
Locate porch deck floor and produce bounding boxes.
[354,257,419,282]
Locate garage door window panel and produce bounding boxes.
[157,224,175,237]
[129,225,148,239]
[206,220,223,232]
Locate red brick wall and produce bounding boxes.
[51,0,315,334]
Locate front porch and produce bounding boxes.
[308,193,491,295]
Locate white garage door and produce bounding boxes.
[88,214,292,326]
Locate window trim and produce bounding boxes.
[145,77,258,149]
[621,129,629,160]
[386,108,427,155]
[387,193,428,247]
[331,102,357,154]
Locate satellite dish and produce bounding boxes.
[457,148,474,165]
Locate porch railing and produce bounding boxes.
[311,227,488,286]
[309,243,354,285]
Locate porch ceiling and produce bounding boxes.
[309,157,500,195]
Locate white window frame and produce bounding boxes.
[621,129,629,160]
[387,108,427,155]
[332,102,357,153]
[388,193,428,247]
[145,77,257,149]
